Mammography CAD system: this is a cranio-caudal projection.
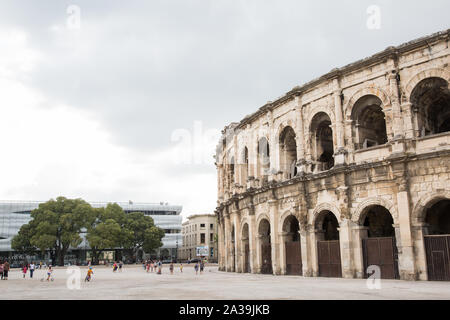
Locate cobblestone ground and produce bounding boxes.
[2,264,450,300]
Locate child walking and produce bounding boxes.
[22,264,28,278]
[85,267,93,282]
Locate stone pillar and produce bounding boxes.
[233,212,242,273]
[268,200,281,275]
[255,235,263,274]
[333,88,346,166]
[396,186,417,280]
[241,237,249,273]
[338,219,356,278]
[279,232,289,275]
[248,213,257,273]
[401,102,415,139]
[218,220,224,271]
[300,227,312,277]
[352,225,369,279]
[389,71,407,154]
[224,214,231,272]
[412,223,429,281]
[295,96,307,173]
[310,229,324,277]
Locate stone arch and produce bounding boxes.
[405,67,450,98]
[352,197,398,225]
[279,210,298,233]
[256,213,271,233]
[239,217,249,237]
[344,86,391,120]
[306,107,335,132]
[412,191,450,225]
[311,202,341,226]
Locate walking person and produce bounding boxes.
[46,265,53,282]
[169,262,174,274]
[85,267,94,282]
[194,262,199,275]
[119,261,123,272]
[29,262,35,279]
[150,260,154,273]
[157,260,162,275]
[3,260,9,280]
[113,261,118,272]
[200,260,204,274]
[180,263,183,273]
[0,261,4,280]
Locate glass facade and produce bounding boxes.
[0,200,183,254]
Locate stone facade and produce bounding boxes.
[178,214,218,262]
[215,29,450,281]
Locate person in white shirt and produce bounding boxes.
[29,262,35,278]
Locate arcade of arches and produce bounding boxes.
[216,30,450,281]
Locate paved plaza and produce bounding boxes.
[2,264,450,300]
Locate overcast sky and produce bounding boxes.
[0,0,448,220]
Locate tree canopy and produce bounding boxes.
[12,197,166,265]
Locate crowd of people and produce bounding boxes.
[0,258,208,281]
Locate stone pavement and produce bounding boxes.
[2,265,450,300]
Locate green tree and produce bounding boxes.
[86,204,125,264]
[11,224,37,255]
[25,197,91,266]
[122,211,165,262]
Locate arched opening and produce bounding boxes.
[423,200,450,281]
[351,95,388,149]
[425,200,450,235]
[360,205,399,279]
[241,223,250,273]
[279,127,298,180]
[283,215,302,275]
[257,137,270,181]
[258,219,272,274]
[310,113,334,172]
[411,77,450,137]
[315,210,341,278]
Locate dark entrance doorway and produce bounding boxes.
[316,211,342,278]
[242,223,250,273]
[283,215,302,275]
[361,205,399,279]
[424,200,450,281]
[259,219,272,274]
[244,243,250,273]
[318,240,341,278]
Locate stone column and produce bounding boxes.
[268,200,281,275]
[412,223,429,280]
[233,212,241,273]
[389,71,406,154]
[279,232,289,275]
[241,237,249,273]
[295,96,307,173]
[300,227,312,277]
[310,229,324,277]
[248,213,257,273]
[255,235,263,274]
[396,182,417,280]
[223,213,231,272]
[401,102,415,139]
[352,225,369,279]
[338,219,354,278]
[333,88,346,166]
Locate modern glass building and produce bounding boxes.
[0,200,182,264]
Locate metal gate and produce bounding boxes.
[362,237,399,279]
[424,235,450,281]
[285,241,302,275]
[317,240,342,278]
[261,243,273,274]
[244,243,250,273]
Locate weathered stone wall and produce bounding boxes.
[216,30,450,280]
